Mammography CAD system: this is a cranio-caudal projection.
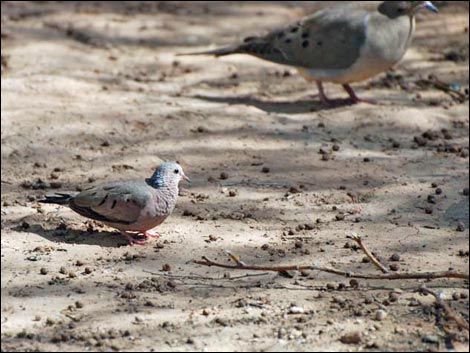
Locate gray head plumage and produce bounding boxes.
[147,162,188,189]
[379,1,438,19]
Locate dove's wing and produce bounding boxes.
[238,8,368,70]
[70,180,152,225]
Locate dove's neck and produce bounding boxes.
[148,169,166,188]
[155,183,179,215]
[147,172,179,198]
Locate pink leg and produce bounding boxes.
[144,230,161,239]
[121,231,147,246]
[342,84,377,105]
[316,81,334,105]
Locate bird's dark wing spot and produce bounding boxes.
[98,194,108,206]
[103,186,117,191]
[302,40,309,48]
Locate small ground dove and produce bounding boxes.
[180,1,438,105]
[40,162,190,245]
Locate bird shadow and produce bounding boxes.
[190,94,358,114]
[13,224,134,248]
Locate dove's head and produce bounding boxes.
[379,1,438,18]
[148,162,190,189]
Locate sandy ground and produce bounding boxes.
[1,1,469,351]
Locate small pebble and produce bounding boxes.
[389,292,400,302]
[219,172,229,180]
[304,223,315,230]
[389,263,400,271]
[326,283,335,290]
[340,332,362,344]
[422,334,439,344]
[390,253,400,262]
[335,213,345,221]
[289,306,305,314]
[427,195,436,204]
[374,310,387,321]
[40,268,48,275]
[349,279,359,288]
[261,167,270,173]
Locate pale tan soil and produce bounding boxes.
[1,1,469,352]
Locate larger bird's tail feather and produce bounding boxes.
[177,46,240,57]
[39,193,73,205]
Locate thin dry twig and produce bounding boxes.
[143,269,270,281]
[282,235,315,240]
[420,287,469,332]
[221,179,290,189]
[224,250,246,267]
[418,75,468,102]
[194,256,469,280]
[348,233,389,274]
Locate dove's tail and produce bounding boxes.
[177,46,241,57]
[39,193,74,205]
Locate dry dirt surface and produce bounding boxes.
[1,1,469,352]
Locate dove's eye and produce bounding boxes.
[174,169,179,174]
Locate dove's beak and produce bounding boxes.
[423,1,438,13]
[182,175,191,183]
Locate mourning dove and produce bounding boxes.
[40,162,190,245]
[180,1,438,104]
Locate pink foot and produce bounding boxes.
[121,232,148,246]
[349,97,378,105]
[128,237,147,246]
[144,230,161,239]
[343,84,378,105]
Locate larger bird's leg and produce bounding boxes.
[316,81,334,105]
[342,84,377,105]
